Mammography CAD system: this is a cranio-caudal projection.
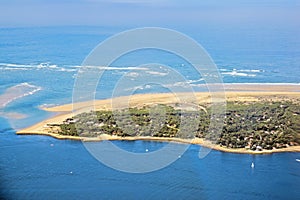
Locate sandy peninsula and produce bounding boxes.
[17,84,300,154]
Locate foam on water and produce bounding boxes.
[1,62,299,86]
[239,69,264,73]
[0,63,153,73]
[0,62,78,72]
[221,69,257,77]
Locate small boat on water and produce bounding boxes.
[296,159,300,162]
[251,162,255,168]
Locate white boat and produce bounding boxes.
[251,162,255,168]
[296,159,300,162]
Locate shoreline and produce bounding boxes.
[17,132,300,154]
[16,84,300,155]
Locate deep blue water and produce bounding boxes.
[0,26,300,199]
[1,119,300,200]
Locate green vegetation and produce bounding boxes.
[47,101,300,151]
[219,101,300,150]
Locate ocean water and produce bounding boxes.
[0,26,300,199]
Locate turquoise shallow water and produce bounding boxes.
[0,26,300,199]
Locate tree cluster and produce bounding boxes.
[48,101,300,151]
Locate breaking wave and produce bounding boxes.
[0,63,265,79]
[0,62,78,72]
[221,69,262,77]
[0,62,151,72]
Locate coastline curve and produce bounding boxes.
[73,27,226,173]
